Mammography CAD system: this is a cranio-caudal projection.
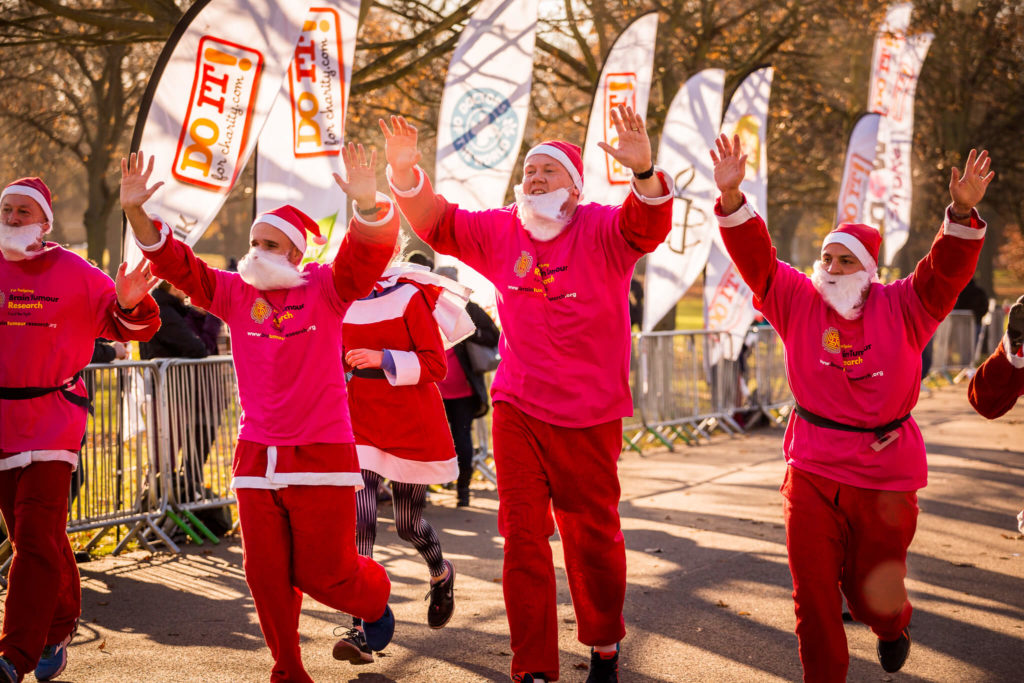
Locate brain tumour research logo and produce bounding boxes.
[250,297,273,324]
[450,88,519,170]
[822,327,841,354]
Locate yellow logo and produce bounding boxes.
[251,297,272,324]
[822,327,841,354]
[513,250,533,278]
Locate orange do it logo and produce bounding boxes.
[822,327,841,354]
[251,297,272,324]
[513,251,534,279]
[173,37,265,192]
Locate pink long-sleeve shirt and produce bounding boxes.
[717,198,985,490]
[389,167,672,428]
[139,200,398,488]
[1,245,160,468]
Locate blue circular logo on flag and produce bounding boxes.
[450,88,519,170]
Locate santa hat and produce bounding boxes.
[822,223,882,274]
[525,140,584,194]
[1,177,53,224]
[252,205,326,253]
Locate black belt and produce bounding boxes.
[0,372,91,411]
[795,404,910,440]
[347,368,387,380]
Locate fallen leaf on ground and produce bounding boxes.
[716,600,728,608]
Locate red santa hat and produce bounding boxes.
[1,177,54,224]
[822,223,882,274]
[252,205,326,253]
[525,140,584,194]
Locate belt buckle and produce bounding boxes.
[870,430,900,452]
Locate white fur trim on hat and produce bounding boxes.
[526,144,584,193]
[822,231,876,272]
[253,213,306,253]
[1,185,53,223]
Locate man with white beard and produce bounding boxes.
[381,104,672,683]
[120,146,398,683]
[0,177,161,683]
[710,133,993,681]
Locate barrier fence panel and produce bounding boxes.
[930,311,977,382]
[154,356,240,545]
[746,325,793,425]
[68,361,171,553]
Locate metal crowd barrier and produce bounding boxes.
[930,311,981,382]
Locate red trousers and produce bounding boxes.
[782,466,917,682]
[0,461,80,677]
[492,402,626,681]
[236,486,390,683]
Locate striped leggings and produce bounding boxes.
[355,469,445,577]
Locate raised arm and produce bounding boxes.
[968,297,1024,419]
[910,149,993,321]
[711,134,777,302]
[330,142,399,302]
[120,151,219,309]
[381,115,472,260]
[601,104,673,253]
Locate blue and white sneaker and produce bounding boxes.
[362,604,395,652]
[34,631,73,681]
[0,656,18,683]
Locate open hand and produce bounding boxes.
[345,348,383,370]
[949,149,994,214]
[115,260,158,310]
[379,115,422,175]
[120,152,164,210]
[710,134,747,194]
[596,104,652,173]
[333,143,377,211]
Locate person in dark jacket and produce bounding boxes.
[140,282,224,501]
[435,266,500,507]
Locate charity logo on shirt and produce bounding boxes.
[251,297,272,324]
[822,327,841,354]
[513,251,533,278]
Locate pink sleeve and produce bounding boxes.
[142,219,219,311]
[910,207,986,322]
[331,199,400,304]
[715,197,778,307]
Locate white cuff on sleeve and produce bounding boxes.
[1003,334,1024,369]
[135,216,170,252]
[717,201,757,228]
[942,204,986,240]
[386,166,426,198]
[383,350,422,386]
[629,167,672,205]
[351,192,397,227]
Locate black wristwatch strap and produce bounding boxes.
[634,166,655,180]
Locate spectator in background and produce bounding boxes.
[435,266,500,507]
[629,275,644,329]
[954,277,990,354]
[140,281,224,503]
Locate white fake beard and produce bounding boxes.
[0,221,46,261]
[811,261,873,320]
[514,185,572,242]
[237,248,307,290]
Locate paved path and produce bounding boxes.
[12,386,1023,682]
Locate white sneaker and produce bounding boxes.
[1017,509,1023,535]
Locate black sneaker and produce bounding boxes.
[586,645,619,683]
[426,559,455,629]
[877,627,912,673]
[511,674,547,682]
[332,627,373,665]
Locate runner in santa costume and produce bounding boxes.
[0,177,161,683]
[710,133,993,681]
[120,146,397,683]
[968,295,1024,534]
[332,256,474,663]
[381,103,672,683]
